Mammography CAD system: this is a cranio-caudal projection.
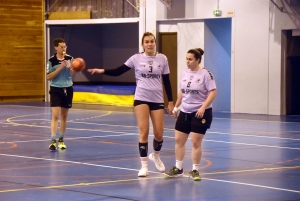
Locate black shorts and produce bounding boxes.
[175,108,213,135]
[133,100,164,111]
[49,86,73,108]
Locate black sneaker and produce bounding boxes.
[49,140,56,151]
[164,166,183,178]
[189,170,201,181]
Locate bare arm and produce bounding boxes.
[172,90,183,118]
[196,89,217,118]
[87,68,105,74]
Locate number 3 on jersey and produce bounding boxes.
[149,66,153,73]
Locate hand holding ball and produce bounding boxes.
[72,58,86,72]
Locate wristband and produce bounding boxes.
[172,107,178,113]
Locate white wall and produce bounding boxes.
[177,23,204,78]
[268,0,300,115]
[193,0,270,114]
[152,0,300,115]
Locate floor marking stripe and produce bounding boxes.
[0,176,163,193]
[0,133,299,151]
[0,153,160,174]
[3,104,300,123]
[204,139,300,150]
[202,177,300,193]
[201,166,300,175]
[213,117,300,124]
[207,131,300,141]
[0,133,139,144]
[5,118,299,142]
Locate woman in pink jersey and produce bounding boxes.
[88,32,174,177]
[164,48,217,181]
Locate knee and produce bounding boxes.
[153,129,163,141]
[175,137,185,147]
[139,130,149,142]
[154,134,163,142]
[60,114,68,121]
[52,114,59,121]
[191,141,201,149]
[139,127,149,136]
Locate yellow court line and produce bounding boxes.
[4,166,295,193]
[7,111,112,123]
[2,104,135,114]
[201,166,300,175]
[4,104,300,124]
[0,176,164,193]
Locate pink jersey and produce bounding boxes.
[125,53,170,103]
[180,68,216,113]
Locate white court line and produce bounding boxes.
[3,104,300,124]
[0,153,157,174]
[5,119,300,142]
[1,121,300,150]
[208,131,300,141]
[3,105,300,141]
[3,111,300,150]
[0,153,299,194]
[201,177,300,193]
[1,104,134,114]
[213,117,300,124]
[0,133,139,144]
[2,133,298,151]
[203,139,300,150]
[8,119,140,129]
[3,122,137,133]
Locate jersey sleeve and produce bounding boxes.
[46,60,53,74]
[162,55,170,75]
[124,55,136,69]
[204,70,217,91]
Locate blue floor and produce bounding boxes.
[0,102,299,201]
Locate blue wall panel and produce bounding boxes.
[204,18,232,112]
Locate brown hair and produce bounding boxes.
[187,48,204,63]
[141,32,156,45]
[54,38,65,47]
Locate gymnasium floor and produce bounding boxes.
[0,102,299,201]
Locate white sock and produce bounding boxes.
[176,160,183,170]
[141,157,147,166]
[193,164,200,171]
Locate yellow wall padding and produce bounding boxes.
[73,92,134,107]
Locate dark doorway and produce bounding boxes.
[159,32,178,108]
[286,56,300,115]
[284,30,300,115]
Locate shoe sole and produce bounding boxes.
[138,172,148,177]
[193,177,201,181]
[164,173,183,178]
[49,145,56,151]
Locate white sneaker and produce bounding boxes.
[149,153,165,172]
[138,165,148,177]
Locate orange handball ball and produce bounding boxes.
[72,58,86,72]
